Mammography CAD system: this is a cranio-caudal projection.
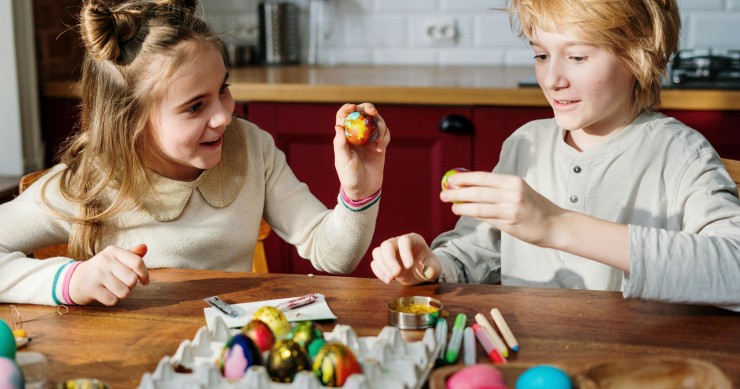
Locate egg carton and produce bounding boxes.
[138,315,440,389]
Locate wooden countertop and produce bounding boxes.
[5,269,739,388]
[43,65,740,110]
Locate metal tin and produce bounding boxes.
[388,296,443,330]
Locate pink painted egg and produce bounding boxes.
[447,363,507,389]
[242,319,275,352]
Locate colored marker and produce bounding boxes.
[472,324,507,364]
[445,313,467,364]
[463,326,476,365]
[474,313,508,358]
[435,318,448,362]
[491,308,519,352]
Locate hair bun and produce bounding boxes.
[80,1,149,63]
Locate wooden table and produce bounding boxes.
[4,269,739,388]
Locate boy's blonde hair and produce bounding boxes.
[46,0,225,259]
[508,0,681,116]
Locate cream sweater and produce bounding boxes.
[432,111,740,309]
[0,119,379,305]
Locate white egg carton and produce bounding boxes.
[138,315,441,389]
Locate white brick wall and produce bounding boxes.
[202,0,740,66]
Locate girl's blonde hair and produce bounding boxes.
[46,0,225,259]
[508,0,681,116]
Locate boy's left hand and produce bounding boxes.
[334,103,390,200]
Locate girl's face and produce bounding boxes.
[144,45,234,181]
[531,27,636,136]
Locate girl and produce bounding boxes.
[0,0,389,306]
[370,0,740,310]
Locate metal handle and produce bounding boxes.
[439,114,474,134]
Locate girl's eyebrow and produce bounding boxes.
[175,72,230,110]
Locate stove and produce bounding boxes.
[668,49,740,90]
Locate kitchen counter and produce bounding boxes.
[43,65,740,110]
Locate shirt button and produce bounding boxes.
[573,166,582,173]
[570,195,578,203]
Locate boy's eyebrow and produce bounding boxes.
[529,40,598,49]
[176,72,230,110]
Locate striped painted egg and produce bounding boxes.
[312,342,363,387]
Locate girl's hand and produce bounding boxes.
[370,233,441,285]
[440,171,564,248]
[334,103,390,200]
[69,244,150,306]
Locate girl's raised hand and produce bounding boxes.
[370,233,441,285]
[440,171,564,248]
[69,244,150,306]
[333,103,390,200]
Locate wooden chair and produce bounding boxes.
[19,169,271,272]
[721,158,740,195]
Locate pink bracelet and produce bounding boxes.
[62,261,82,305]
[340,187,381,206]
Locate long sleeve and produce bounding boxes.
[431,216,502,284]
[0,166,77,305]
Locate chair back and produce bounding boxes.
[18,169,271,272]
[721,158,740,195]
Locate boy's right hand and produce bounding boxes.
[370,233,441,285]
[69,244,149,306]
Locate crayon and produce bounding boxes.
[445,313,467,364]
[491,308,519,352]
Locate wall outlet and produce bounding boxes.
[418,16,458,46]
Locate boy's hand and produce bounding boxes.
[69,244,149,306]
[370,233,441,285]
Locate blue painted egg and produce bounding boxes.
[516,365,572,389]
[219,333,262,380]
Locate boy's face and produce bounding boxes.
[531,27,636,135]
[144,45,235,181]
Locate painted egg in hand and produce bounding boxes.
[242,319,275,352]
[219,333,262,380]
[253,306,291,339]
[312,342,363,387]
[441,168,469,190]
[288,321,324,357]
[267,339,311,383]
[344,111,378,146]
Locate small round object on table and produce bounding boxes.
[516,365,572,389]
[387,296,443,330]
[344,111,378,146]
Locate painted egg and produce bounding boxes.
[266,339,311,383]
[447,363,507,389]
[242,320,275,353]
[516,365,572,389]
[219,333,262,380]
[344,111,378,146]
[441,168,469,190]
[288,321,324,356]
[312,342,363,387]
[0,357,24,389]
[307,337,326,359]
[0,320,16,359]
[252,306,291,339]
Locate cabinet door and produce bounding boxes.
[659,109,740,160]
[247,102,473,277]
[472,106,552,171]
